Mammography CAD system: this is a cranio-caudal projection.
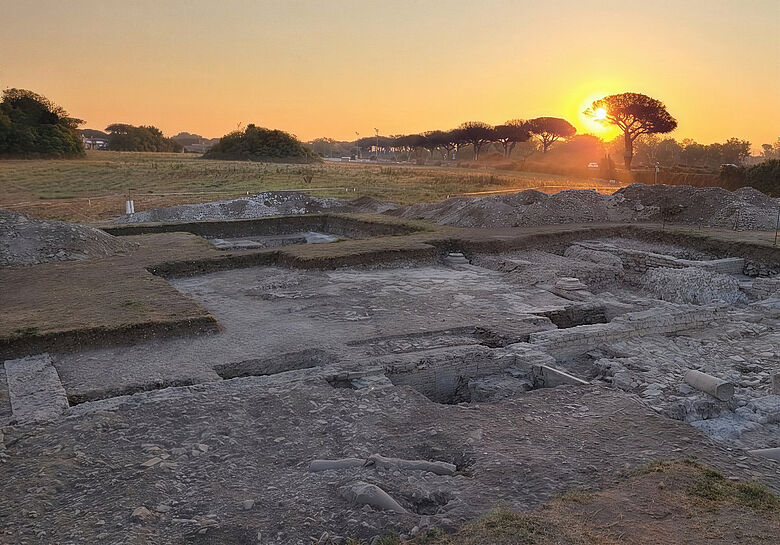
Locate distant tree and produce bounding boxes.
[422,130,450,159]
[0,88,84,158]
[761,138,780,160]
[440,128,465,160]
[494,120,531,158]
[457,121,495,160]
[391,134,426,161]
[105,123,183,152]
[719,137,751,165]
[310,137,353,158]
[677,137,751,169]
[585,92,677,170]
[633,134,661,165]
[680,139,708,167]
[204,124,318,162]
[655,138,683,167]
[80,128,109,139]
[356,135,393,159]
[511,140,539,168]
[548,134,605,166]
[745,159,779,196]
[171,131,204,146]
[527,117,576,154]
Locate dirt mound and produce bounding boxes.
[395,184,780,230]
[0,209,131,267]
[345,196,400,214]
[113,191,349,224]
[395,189,611,227]
[614,184,779,230]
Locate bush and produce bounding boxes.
[745,159,780,196]
[0,89,84,158]
[719,159,780,196]
[204,124,318,163]
[105,124,182,152]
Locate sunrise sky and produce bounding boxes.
[1,0,778,149]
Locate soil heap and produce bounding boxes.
[112,192,398,224]
[393,184,780,230]
[1,208,131,267]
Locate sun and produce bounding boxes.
[594,107,607,120]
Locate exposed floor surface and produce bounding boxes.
[2,223,779,545]
[51,264,568,403]
[1,381,778,545]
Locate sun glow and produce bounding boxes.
[594,107,607,120]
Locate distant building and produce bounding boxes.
[171,132,220,154]
[80,134,109,150]
[79,130,109,150]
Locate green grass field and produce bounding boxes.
[0,151,623,221]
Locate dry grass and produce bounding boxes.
[0,151,623,221]
[349,460,780,545]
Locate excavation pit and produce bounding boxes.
[209,231,342,250]
[100,213,419,242]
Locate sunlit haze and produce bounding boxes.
[1,0,778,148]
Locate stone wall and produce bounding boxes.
[574,242,744,274]
[381,344,554,403]
[527,306,724,357]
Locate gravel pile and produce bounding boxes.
[393,189,611,228]
[394,184,780,230]
[1,209,131,267]
[112,192,398,224]
[641,267,748,305]
[614,184,780,230]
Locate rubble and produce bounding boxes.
[394,183,780,230]
[642,267,748,305]
[111,191,398,223]
[2,205,779,543]
[1,208,131,267]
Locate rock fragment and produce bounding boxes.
[130,507,156,523]
[684,370,734,401]
[339,481,407,513]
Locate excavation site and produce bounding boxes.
[1,186,779,544]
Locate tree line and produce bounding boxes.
[104,124,182,152]
[342,117,577,162]
[0,88,84,158]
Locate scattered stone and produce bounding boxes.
[684,370,735,402]
[309,458,365,472]
[130,507,156,524]
[366,454,456,476]
[141,457,162,468]
[339,481,407,514]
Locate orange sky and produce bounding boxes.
[1,1,778,149]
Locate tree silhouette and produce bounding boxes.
[422,130,450,159]
[105,123,183,152]
[441,128,465,159]
[458,121,495,160]
[0,88,84,158]
[392,134,426,161]
[494,120,531,158]
[585,92,677,170]
[527,117,576,153]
